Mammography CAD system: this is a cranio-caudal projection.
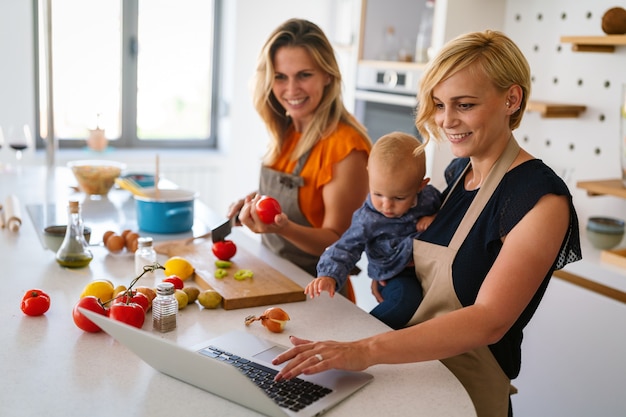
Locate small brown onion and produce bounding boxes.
[245,307,290,333]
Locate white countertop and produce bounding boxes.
[0,166,476,417]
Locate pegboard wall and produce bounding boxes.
[503,0,626,226]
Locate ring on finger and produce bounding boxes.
[314,353,323,362]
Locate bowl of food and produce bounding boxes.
[68,160,126,196]
[586,216,625,250]
[43,225,92,252]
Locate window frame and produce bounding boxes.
[33,0,221,150]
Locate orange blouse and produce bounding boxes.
[268,122,371,228]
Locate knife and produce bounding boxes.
[211,211,239,243]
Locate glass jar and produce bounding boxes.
[152,282,177,332]
[56,200,93,268]
[415,0,435,63]
[134,236,157,285]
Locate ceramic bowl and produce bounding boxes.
[586,216,625,250]
[68,160,126,195]
[43,225,92,252]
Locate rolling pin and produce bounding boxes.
[4,195,22,232]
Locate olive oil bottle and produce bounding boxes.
[56,200,93,268]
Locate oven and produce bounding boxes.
[353,63,452,189]
[354,64,422,143]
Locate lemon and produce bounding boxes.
[80,279,115,301]
[163,256,195,281]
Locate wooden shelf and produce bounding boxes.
[526,100,586,118]
[577,179,626,198]
[560,35,626,53]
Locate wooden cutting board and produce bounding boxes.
[155,239,306,310]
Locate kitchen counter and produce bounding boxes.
[0,166,475,417]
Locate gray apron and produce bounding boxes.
[259,151,319,276]
[410,138,520,417]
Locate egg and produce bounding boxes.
[106,234,125,253]
[102,230,115,245]
[125,232,139,251]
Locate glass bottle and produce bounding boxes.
[415,0,435,63]
[152,282,177,332]
[56,200,93,268]
[382,26,399,61]
[134,236,157,284]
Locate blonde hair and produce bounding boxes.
[370,131,426,180]
[253,18,371,164]
[415,30,531,145]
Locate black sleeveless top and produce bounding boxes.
[418,158,582,378]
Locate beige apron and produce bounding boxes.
[410,138,520,417]
[259,150,319,276]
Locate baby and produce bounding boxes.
[306,131,442,329]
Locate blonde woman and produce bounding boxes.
[272,30,582,417]
[230,19,372,297]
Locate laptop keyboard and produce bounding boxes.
[199,345,333,412]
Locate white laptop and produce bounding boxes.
[81,309,373,417]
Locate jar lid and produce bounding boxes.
[156,282,175,295]
[137,236,154,247]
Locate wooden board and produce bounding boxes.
[154,239,306,310]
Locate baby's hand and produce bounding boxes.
[416,214,436,232]
[304,277,337,298]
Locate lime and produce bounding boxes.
[163,256,195,281]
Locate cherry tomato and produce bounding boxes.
[212,240,237,261]
[109,302,145,329]
[114,290,150,313]
[256,196,282,224]
[72,296,108,332]
[163,275,184,290]
[21,289,51,316]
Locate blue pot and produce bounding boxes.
[135,189,197,234]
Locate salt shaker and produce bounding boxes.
[152,282,177,332]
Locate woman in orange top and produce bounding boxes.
[229,18,372,285]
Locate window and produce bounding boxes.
[36,0,218,149]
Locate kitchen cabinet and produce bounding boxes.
[357,0,506,67]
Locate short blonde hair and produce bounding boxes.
[370,131,426,181]
[415,30,531,145]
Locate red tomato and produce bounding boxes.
[114,290,150,313]
[73,296,108,332]
[212,240,237,261]
[256,196,282,224]
[21,289,51,316]
[163,275,184,290]
[109,302,145,329]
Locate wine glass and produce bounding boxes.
[8,124,32,162]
